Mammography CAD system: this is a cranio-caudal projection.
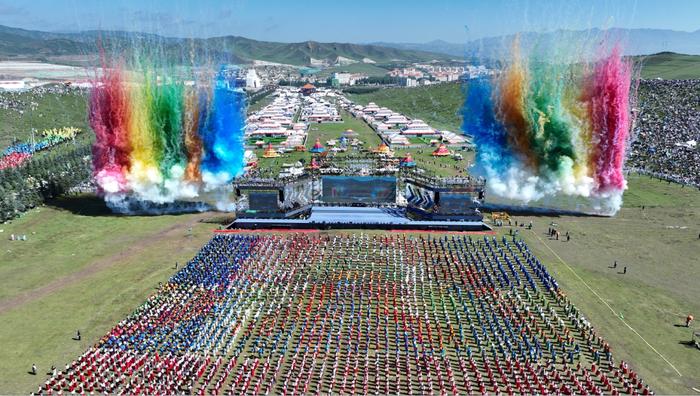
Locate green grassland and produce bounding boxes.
[638,52,700,79]
[393,147,474,177]
[246,92,276,114]
[305,110,382,148]
[347,83,464,132]
[1,176,698,393]
[0,196,218,393]
[0,89,89,150]
[489,175,700,394]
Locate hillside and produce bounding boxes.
[346,83,463,132]
[0,25,449,67]
[637,52,700,79]
[210,36,448,66]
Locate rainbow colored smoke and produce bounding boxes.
[90,63,246,206]
[463,40,633,214]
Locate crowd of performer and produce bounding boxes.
[629,79,700,188]
[36,233,650,395]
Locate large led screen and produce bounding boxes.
[322,176,397,204]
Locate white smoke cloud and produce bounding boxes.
[96,165,239,215]
[482,158,624,215]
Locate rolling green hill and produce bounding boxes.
[0,25,449,67]
[208,36,449,66]
[637,52,700,79]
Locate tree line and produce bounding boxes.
[0,143,92,222]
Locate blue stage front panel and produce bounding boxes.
[322,176,397,204]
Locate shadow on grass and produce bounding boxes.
[46,194,118,217]
[678,340,698,349]
[481,205,607,218]
[46,194,218,218]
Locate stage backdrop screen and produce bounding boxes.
[437,192,473,214]
[248,191,280,211]
[322,176,397,204]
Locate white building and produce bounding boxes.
[399,77,418,87]
[401,119,437,136]
[245,69,262,90]
[363,102,380,115]
[332,72,353,86]
[385,114,409,127]
[440,130,467,145]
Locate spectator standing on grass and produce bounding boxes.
[686,314,694,327]
[31,363,36,375]
[75,330,80,341]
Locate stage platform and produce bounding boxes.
[230,206,489,231]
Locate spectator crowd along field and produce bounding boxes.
[629,79,700,187]
[0,127,81,170]
[37,233,651,395]
[0,85,85,113]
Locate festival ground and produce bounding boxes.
[0,175,698,394]
[250,108,473,178]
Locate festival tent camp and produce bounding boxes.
[263,143,280,158]
[400,153,417,167]
[309,138,325,153]
[432,143,450,156]
[373,142,394,156]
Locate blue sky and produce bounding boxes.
[0,0,698,43]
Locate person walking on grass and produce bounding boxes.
[31,364,36,375]
[686,314,694,327]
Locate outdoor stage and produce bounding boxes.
[230,206,489,231]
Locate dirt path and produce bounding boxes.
[0,213,213,315]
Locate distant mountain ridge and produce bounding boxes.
[0,25,450,67]
[374,28,700,57]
